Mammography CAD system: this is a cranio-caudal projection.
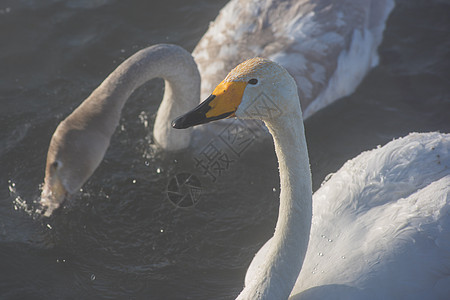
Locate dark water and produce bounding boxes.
[1,0,449,299]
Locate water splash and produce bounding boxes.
[138,111,149,128]
[8,180,52,219]
[9,180,34,216]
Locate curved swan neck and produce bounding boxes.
[239,113,312,299]
[77,44,200,150]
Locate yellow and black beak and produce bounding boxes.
[172,81,247,129]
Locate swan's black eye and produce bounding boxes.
[51,161,59,169]
[248,78,258,85]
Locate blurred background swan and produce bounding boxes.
[2,0,449,299]
[193,0,395,118]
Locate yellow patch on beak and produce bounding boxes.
[205,81,247,118]
[172,80,247,129]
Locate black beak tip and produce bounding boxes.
[172,116,187,129]
[172,94,218,130]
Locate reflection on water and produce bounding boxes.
[1,0,449,299]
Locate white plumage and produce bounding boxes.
[296,133,449,298]
[245,130,450,299]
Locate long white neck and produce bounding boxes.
[238,113,312,299]
[72,44,200,150]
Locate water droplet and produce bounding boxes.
[120,49,125,53]
[328,239,333,242]
[321,235,326,239]
[132,179,136,184]
[156,168,162,174]
[341,256,346,259]
[46,224,53,230]
[173,159,178,164]
[318,252,324,256]
[160,228,164,233]
[91,274,96,281]
[0,7,12,15]
[272,187,277,192]
[8,181,17,193]
[144,161,150,167]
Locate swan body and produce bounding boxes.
[172,58,450,299]
[193,0,395,118]
[252,132,450,299]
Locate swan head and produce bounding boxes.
[172,57,300,128]
[40,156,68,217]
[40,119,107,217]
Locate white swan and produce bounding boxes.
[172,58,450,299]
[40,0,395,215]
